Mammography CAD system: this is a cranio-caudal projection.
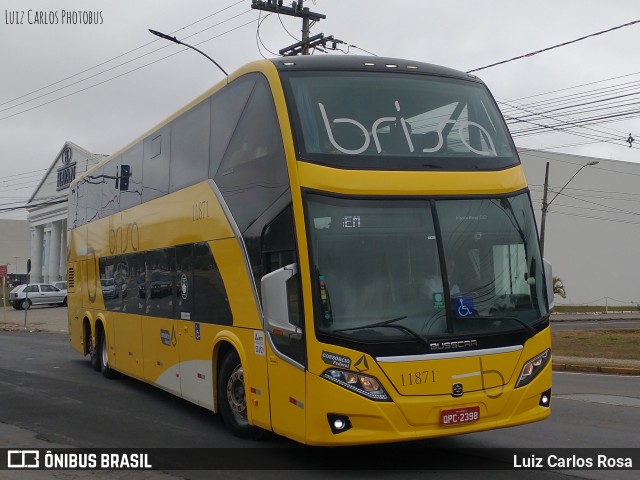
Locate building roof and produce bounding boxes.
[27,141,107,205]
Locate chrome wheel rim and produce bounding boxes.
[226,365,248,422]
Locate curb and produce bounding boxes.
[553,362,640,375]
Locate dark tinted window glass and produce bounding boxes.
[101,158,120,217]
[175,244,194,320]
[215,76,289,232]
[145,248,175,318]
[209,75,256,177]
[99,255,123,311]
[262,206,296,275]
[68,185,79,228]
[75,180,88,226]
[123,252,145,314]
[85,167,103,223]
[120,143,143,211]
[283,71,518,171]
[170,99,211,192]
[142,129,170,203]
[192,242,232,325]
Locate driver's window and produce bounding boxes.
[261,206,306,367]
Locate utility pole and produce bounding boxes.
[539,162,550,259]
[251,0,340,56]
[539,160,598,259]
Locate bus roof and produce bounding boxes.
[268,55,479,82]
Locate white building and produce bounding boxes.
[26,142,105,283]
[519,148,640,307]
[0,219,30,282]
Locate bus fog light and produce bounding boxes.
[327,414,351,434]
[516,349,551,388]
[539,389,551,407]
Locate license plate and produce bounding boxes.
[440,406,480,426]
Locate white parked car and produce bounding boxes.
[9,283,67,310]
[101,278,118,299]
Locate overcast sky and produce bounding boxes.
[2,0,640,220]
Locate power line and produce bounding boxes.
[0,15,257,122]
[0,198,67,214]
[467,19,640,73]
[507,69,640,104]
[0,0,247,110]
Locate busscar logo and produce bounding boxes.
[8,450,39,468]
[430,339,478,351]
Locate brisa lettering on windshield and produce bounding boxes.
[318,101,497,156]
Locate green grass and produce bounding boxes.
[554,305,640,313]
[551,329,640,360]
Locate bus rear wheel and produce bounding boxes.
[88,328,99,371]
[98,328,116,379]
[218,350,265,439]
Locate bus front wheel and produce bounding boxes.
[218,350,264,439]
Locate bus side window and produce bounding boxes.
[169,100,211,192]
[261,206,297,276]
[120,142,143,210]
[208,75,256,178]
[142,130,170,203]
[214,75,288,233]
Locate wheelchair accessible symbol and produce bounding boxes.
[455,297,474,318]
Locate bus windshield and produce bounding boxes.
[283,71,518,170]
[305,192,548,346]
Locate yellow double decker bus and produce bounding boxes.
[67,56,553,446]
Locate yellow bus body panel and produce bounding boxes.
[296,161,528,195]
[303,328,551,445]
[68,179,271,423]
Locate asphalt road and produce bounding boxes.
[0,331,638,479]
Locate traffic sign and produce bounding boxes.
[0,265,7,278]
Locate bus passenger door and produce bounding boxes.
[262,264,307,443]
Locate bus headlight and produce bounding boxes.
[516,349,551,388]
[322,369,390,401]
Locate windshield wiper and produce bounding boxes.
[334,316,431,348]
[469,316,538,337]
[334,315,407,331]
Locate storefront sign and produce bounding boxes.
[57,147,75,190]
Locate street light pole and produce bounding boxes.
[539,160,599,258]
[148,29,228,77]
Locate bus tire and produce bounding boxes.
[98,328,116,379]
[218,350,265,439]
[88,328,100,371]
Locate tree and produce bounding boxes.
[553,276,566,299]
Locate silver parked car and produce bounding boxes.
[9,283,67,310]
